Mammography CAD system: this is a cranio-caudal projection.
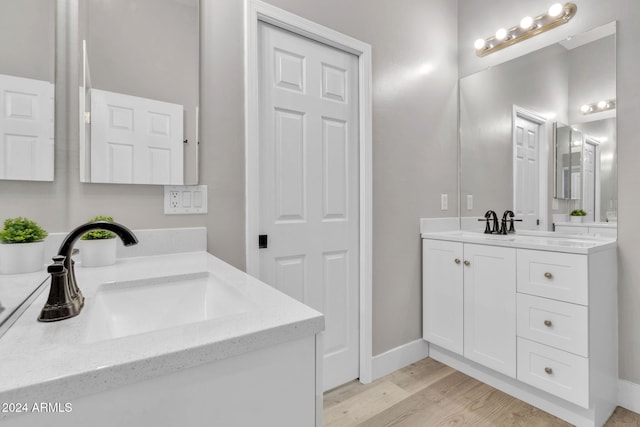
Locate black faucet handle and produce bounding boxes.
[47,256,67,274]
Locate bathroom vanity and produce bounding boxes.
[0,229,324,427]
[422,230,617,427]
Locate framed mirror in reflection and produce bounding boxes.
[79,0,199,185]
[460,22,616,234]
[0,0,55,182]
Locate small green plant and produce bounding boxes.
[81,216,116,240]
[0,217,48,244]
[570,209,587,216]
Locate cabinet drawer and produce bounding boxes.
[517,294,588,357]
[517,249,588,305]
[517,338,589,408]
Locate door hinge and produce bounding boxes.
[259,234,268,249]
[536,219,540,226]
[84,112,91,124]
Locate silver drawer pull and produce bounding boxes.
[544,367,553,375]
[544,320,553,327]
[464,260,470,266]
[454,258,461,264]
[544,272,553,279]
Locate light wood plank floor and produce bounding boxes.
[323,358,640,426]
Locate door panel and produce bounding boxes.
[514,115,540,230]
[258,22,359,391]
[0,73,54,181]
[90,88,183,185]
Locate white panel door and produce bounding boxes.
[422,239,464,355]
[90,88,183,185]
[258,22,359,391]
[514,115,540,230]
[463,243,517,378]
[582,139,597,222]
[0,73,54,181]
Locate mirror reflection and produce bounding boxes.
[0,0,55,182]
[79,0,199,185]
[460,22,616,235]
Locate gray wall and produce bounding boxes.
[459,0,640,385]
[0,0,459,358]
[0,0,55,81]
[460,44,568,219]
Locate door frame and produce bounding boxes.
[244,0,373,384]
[512,105,549,230]
[583,136,601,222]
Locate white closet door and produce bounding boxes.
[258,22,360,391]
[0,73,54,181]
[90,88,183,185]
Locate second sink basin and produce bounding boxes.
[85,272,256,342]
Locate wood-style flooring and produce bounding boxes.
[323,357,640,426]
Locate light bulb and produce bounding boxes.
[580,105,591,113]
[548,3,564,18]
[495,28,508,41]
[520,16,534,30]
[597,100,608,109]
[474,38,486,50]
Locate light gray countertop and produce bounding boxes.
[0,251,324,418]
[421,230,616,254]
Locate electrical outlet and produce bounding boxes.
[441,194,448,211]
[467,195,473,210]
[164,185,208,214]
[170,191,180,208]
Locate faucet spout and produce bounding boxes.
[38,221,138,322]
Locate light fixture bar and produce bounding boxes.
[580,99,616,115]
[475,3,577,57]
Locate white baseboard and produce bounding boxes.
[372,339,429,381]
[619,379,640,414]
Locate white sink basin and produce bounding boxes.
[85,272,257,342]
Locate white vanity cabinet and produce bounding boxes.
[421,231,618,427]
[422,240,516,378]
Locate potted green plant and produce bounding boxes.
[80,216,117,267]
[570,209,587,223]
[0,217,48,274]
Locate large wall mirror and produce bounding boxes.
[460,22,616,234]
[0,0,56,182]
[79,0,199,185]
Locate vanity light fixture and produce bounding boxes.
[580,98,616,115]
[474,3,577,57]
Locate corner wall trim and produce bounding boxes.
[372,339,430,381]
[618,379,640,414]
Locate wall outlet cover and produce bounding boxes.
[164,185,208,214]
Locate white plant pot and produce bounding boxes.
[570,216,584,223]
[0,241,45,275]
[80,238,117,268]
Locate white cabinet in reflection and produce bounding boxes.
[0,73,54,181]
[89,89,183,185]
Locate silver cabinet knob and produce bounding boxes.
[464,260,470,266]
[544,272,553,279]
[544,367,553,375]
[454,258,461,264]
[544,320,553,327]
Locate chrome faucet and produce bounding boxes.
[38,221,138,322]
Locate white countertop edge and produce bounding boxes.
[0,316,323,414]
[0,251,324,416]
[420,231,617,254]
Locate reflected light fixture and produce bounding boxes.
[580,99,616,115]
[474,3,577,57]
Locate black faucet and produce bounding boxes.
[500,210,522,234]
[480,210,499,234]
[38,221,138,322]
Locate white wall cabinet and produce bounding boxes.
[422,240,516,378]
[422,233,618,427]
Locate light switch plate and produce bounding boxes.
[164,185,207,214]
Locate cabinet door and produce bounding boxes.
[464,244,517,377]
[422,239,464,355]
